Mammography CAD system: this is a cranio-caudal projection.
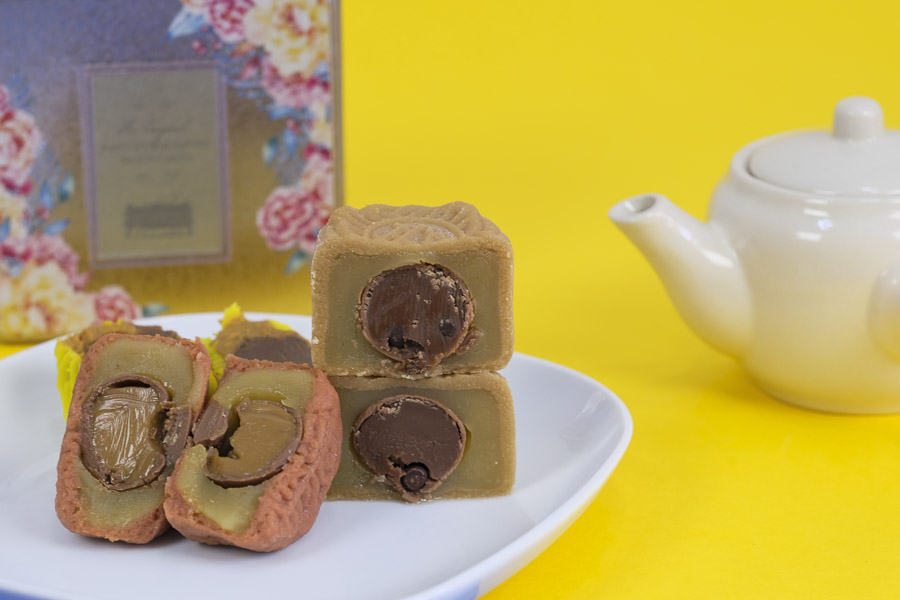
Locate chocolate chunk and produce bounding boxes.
[232,335,312,365]
[358,263,476,375]
[79,374,183,491]
[133,325,180,339]
[204,399,303,488]
[400,464,429,492]
[192,401,231,448]
[163,405,192,468]
[351,395,466,502]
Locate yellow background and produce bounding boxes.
[6,0,900,597]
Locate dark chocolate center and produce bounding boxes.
[352,395,466,501]
[232,335,312,365]
[358,263,476,375]
[133,325,180,339]
[80,375,189,491]
[192,401,230,448]
[400,464,430,492]
[201,398,303,488]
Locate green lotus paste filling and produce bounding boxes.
[212,368,313,413]
[86,338,195,406]
[76,460,164,528]
[175,445,267,533]
[174,368,314,532]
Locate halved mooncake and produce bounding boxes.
[55,333,210,543]
[163,355,341,552]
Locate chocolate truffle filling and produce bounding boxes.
[232,335,312,365]
[358,263,478,374]
[80,374,189,491]
[192,401,230,448]
[202,399,303,488]
[352,395,466,501]
[132,325,180,339]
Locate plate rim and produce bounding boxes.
[0,313,634,600]
[403,353,633,600]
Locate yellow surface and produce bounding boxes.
[53,341,81,419]
[6,0,900,597]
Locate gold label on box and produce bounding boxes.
[80,63,231,268]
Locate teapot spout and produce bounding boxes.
[609,194,752,358]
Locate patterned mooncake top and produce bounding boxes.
[318,202,509,249]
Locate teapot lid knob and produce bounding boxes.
[833,96,884,140]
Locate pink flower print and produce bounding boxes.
[298,150,333,207]
[256,185,330,253]
[260,56,330,110]
[235,54,262,81]
[93,285,141,322]
[303,142,330,161]
[207,0,255,44]
[0,85,10,115]
[0,108,43,194]
[0,234,89,290]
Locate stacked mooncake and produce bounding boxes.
[311,202,516,502]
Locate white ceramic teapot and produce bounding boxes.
[609,97,900,414]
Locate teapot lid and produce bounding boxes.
[748,97,900,196]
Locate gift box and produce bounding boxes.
[0,0,342,341]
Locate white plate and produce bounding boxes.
[0,313,632,600]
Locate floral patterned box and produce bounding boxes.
[0,0,341,342]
